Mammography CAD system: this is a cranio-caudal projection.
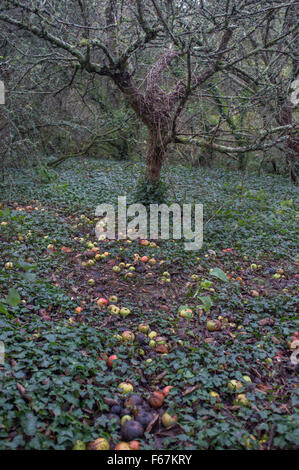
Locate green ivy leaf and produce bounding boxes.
[20,412,38,437]
[210,267,229,282]
[6,288,21,307]
[0,302,8,314]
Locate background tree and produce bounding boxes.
[0,1,298,184]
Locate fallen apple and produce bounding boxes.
[242,375,252,383]
[87,278,95,286]
[108,305,120,315]
[118,382,134,394]
[120,415,132,426]
[87,438,109,450]
[129,440,140,450]
[107,354,118,368]
[120,307,131,318]
[114,442,131,450]
[162,386,173,397]
[4,262,13,270]
[209,391,220,401]
[125,394,143,408]
[206,320,221,332]
[180,308,193,319]
[73,440,86,450]
[148,331,157,340]
[121,330,135,343]
[234,393,250,407]
[138,323,150,334]
[290,339,299,350]
[162,412,178,428]
[148,391,164,409]
[97,297,109,307]
[228,379,243,391]
[121,420,144,441]
[109,295,118,303]
[136,411,153,428]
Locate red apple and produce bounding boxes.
[97,297,109,307]
[107,354,118,368]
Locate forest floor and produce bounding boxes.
[0,159,298,450]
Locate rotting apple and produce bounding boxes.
[136,411,153,428]
[148,331,157,340]
[120,415,132,426]
[107,354,118,368]
[121,420,144,441]
[97,297,109,307]
[148,391,164,409]
[206,320,221,332]
[129,440,140,450]
[162,386,173,397]
[121,330,135,343]
[118,382,134,394]
[114,442,131,450]
[138,323,150,334]
[161,412,178,428]
[87,438,109,450]
[73,440,86,450]
[108,305,120,315]
[209,391,220,401]
[120,307,131,318]
[234,393,250,407]
[228,379,243,391]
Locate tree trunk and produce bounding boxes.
[145,128,168,185]
[277,100,298,182]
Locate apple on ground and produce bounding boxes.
[234,394,250,407]
[228,379,243,391]
[138,323,150,334]
[107,354,118,368]
[120,307,131,318]
[148,331,157,339]
[162,412,178,428]
[118,382,134,394]
[108,305,120,315]
[114,442,131,450]
[122,331,135,343]
[206,320,221,332]
[87,438,109,450]
[97,297,109,307]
